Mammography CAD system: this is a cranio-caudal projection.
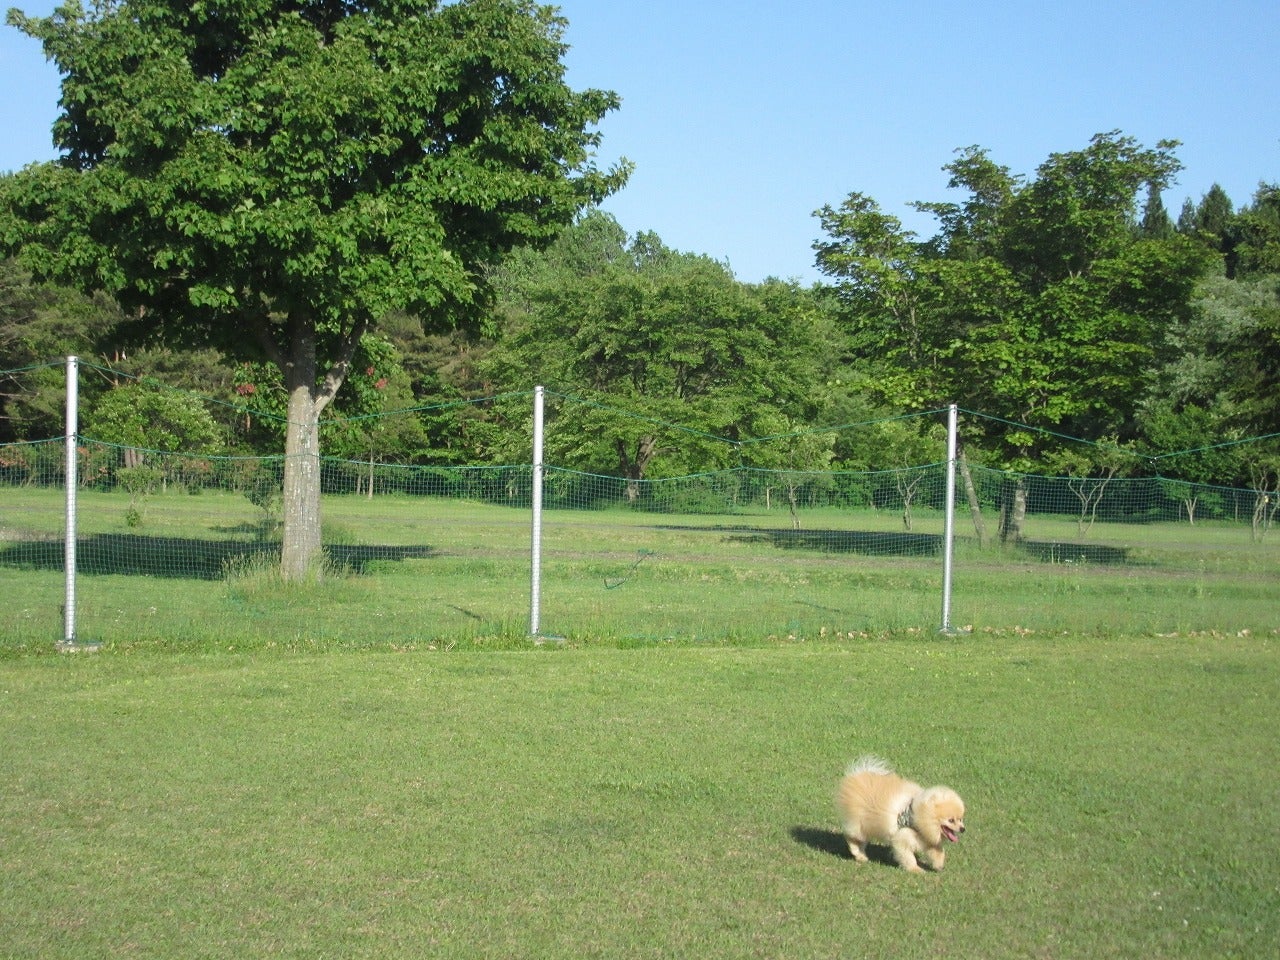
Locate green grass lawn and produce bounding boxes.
[2,634,1277,958]
[2,487,1277,652]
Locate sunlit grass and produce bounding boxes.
[1,634,1276,958]
[1,487,1276,655]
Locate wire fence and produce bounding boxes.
[1,360,1278,649]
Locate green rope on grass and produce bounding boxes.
[604,549,655,589]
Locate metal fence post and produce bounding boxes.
[940,403,958,634]
[530,386,544,636]
[61,355,79,648]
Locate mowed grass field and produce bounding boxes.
[2,486,1277,651]
[2,634,1277,958]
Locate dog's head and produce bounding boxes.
[912,787,966,847]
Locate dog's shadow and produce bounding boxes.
[789,826,897,866]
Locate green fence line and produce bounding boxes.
[2,360,1278,647]
[2,449,1277,649]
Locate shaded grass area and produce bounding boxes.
[0,532,437,578]
[1,635,1277,958]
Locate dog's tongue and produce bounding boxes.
[943,827,959,843]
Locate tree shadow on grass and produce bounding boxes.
[0,534,435,580]
[658,524,1136,565]
[658,524,942,558]
[1016,540,1131,565]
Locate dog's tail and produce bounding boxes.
[845,755,893,777]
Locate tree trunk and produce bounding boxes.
[786,481,800,530]
[998,475,1027,544]
[259,312,367,581]
[1251,489,1276,542]
[281,350,324,581]
[958,447,987,546]
[617,435,658,503]
[897,472,923,531]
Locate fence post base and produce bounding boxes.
[56,640,102,654]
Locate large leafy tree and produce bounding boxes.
[1234,184,1280,278]
[1,0,626,577]
[1,258,124,441]
[812,193,941,409]
[484,218,836,488]
[1158,187,1280,441]
[1178,183,1239,276]
[816,132,1210,540]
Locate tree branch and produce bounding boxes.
[251,309,286,371]
[315,316,371,415]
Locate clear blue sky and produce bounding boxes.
[3,1,1278,283]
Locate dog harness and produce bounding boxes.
[896,801,914,830]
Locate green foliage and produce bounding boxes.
[816,132,1213,466]
[2,0,628,576]
[1234,184,1280,277]
[812,193,945,408]
[997,133,1182,286]
[322,337,431,468]
[484,219,837,479]
[85,381,223,520]
[1155,187,1280,439]
[85,381,223,454]
[1138,182,1174,239]
[1141,400,1243,485]
[813,133,1231,544]
[234,333,431,465]
[1147,273,1280,440]
[243,463,282,535]
[2,0,628,345]
[115,463,164,526]
[0,259,124,441]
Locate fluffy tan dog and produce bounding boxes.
[836,756,966,873]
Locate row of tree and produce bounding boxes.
[1,3,1277,570]
[813,132,1280,539]
[5,145,1280,488]
[5,163,1278,528]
